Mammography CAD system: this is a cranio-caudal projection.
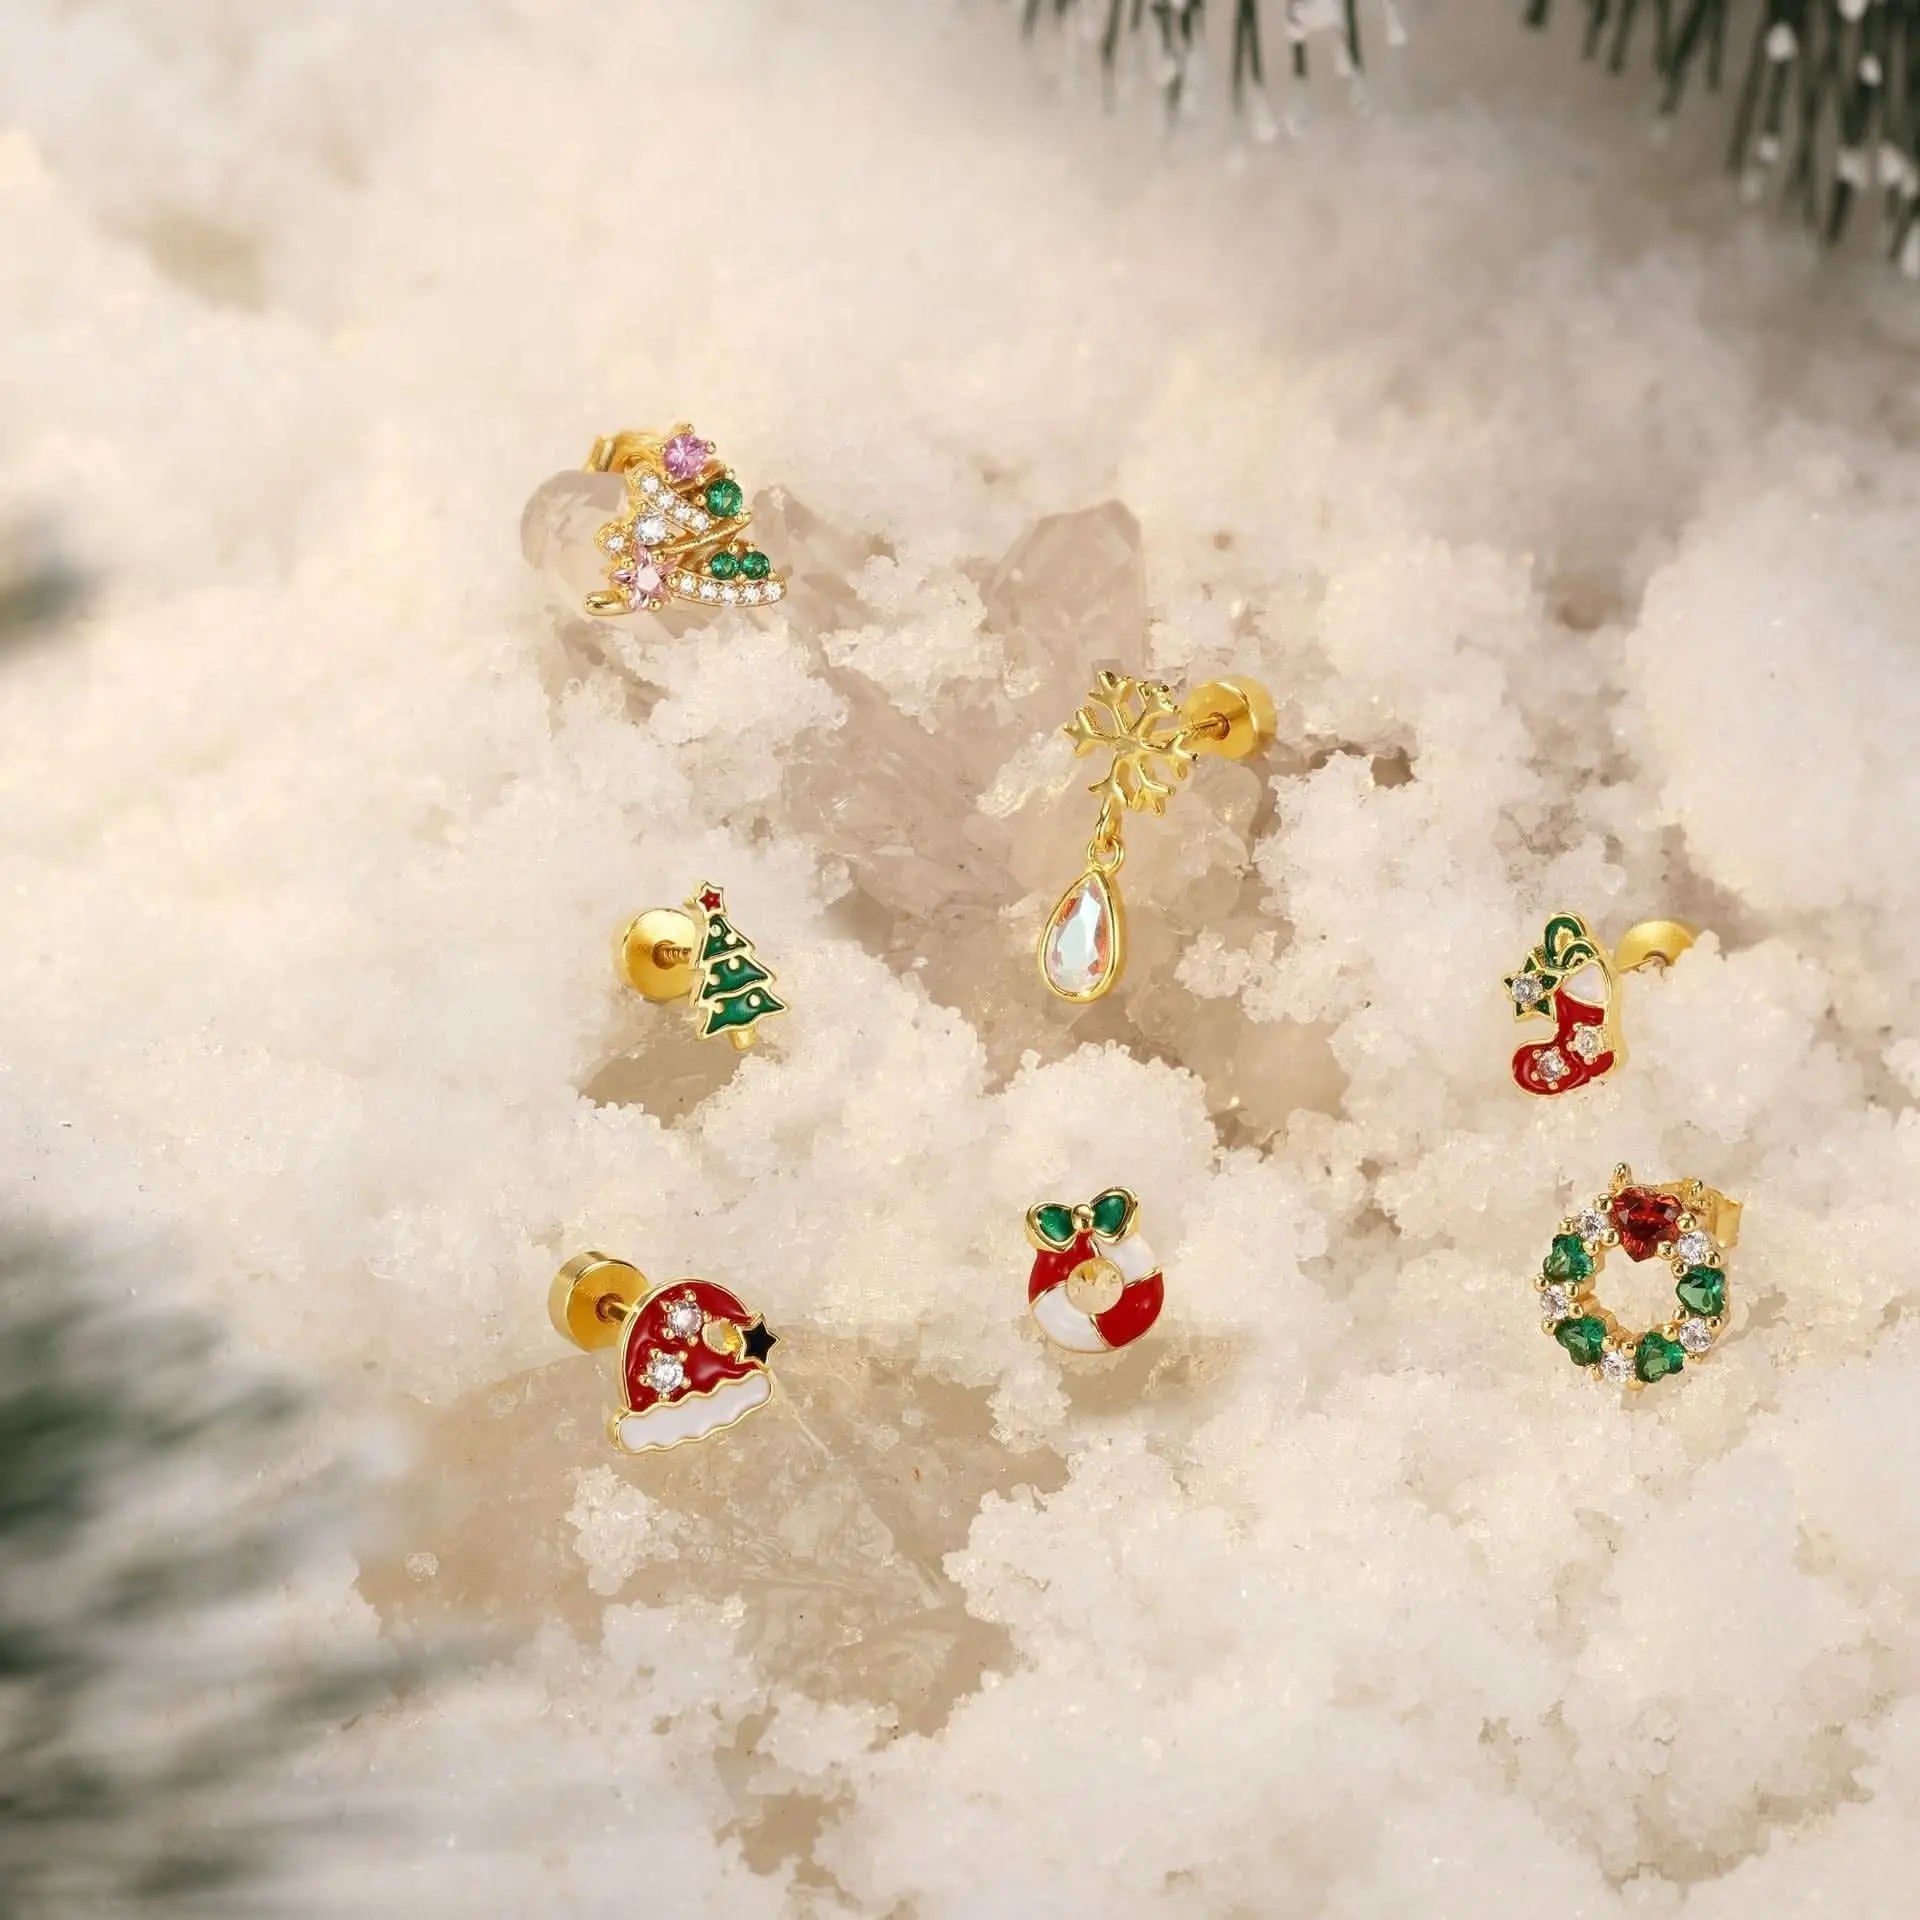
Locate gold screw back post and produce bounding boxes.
[1614,920,1697,973]
[550,1253,648,1351]
[1182,678,1277,762]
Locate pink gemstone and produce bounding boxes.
[663,432,711,482]
[623,550,665,607]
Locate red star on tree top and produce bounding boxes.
[697,887,723,912]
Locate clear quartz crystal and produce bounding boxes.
[1679,1318,1714,1353]
[1540,1284,1573,1322]
[1676,1230,1715,1266]
[1538,1047,1568,1082]
[519,469,630,607]
[665,1298,704,1341]
[1600,1347,1635,1384]
[1576,1208,1608,1243]
[1511,973,1546,1008]
[1570,1026,1603,1061]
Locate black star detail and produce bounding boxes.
[740,1319,776,1366]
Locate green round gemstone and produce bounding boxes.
[739,549,771,581]
[705,477,744,519]
[1675,1265,1726,1316]
[1635,1330,1687,1383]
[1543,1233,1594,1286]
[707,550,741,581]
[1555,1316,1608,1367]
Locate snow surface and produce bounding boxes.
[3,1,1919,1913]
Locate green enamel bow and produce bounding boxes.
[1025,1187,1139,1252]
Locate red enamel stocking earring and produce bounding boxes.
[1503,913,1697,1095]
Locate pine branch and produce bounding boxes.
[0,1235,412,1913]
[1013,1,1920,274]
[1018,0,1377,116]
[1528,1,1920,268]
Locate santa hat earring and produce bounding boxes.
[550,1252,777,1454]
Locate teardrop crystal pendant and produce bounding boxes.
[1038,868,1123,1002]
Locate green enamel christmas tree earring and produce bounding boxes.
[618,882,786,1050]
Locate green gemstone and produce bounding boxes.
[1635,1330,1687,1383]
[1033,1204,1076,1247]
[707,550,740,581]
[1555,1317,1608,1367]
[1543,1233,1594,1285]
[739,549,771,581]
[1676,1266,1726,1316]
[705,477,744,519]
[1088,1190,1132,1237]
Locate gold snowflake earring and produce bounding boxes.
[619,882,786,1050]
[1037,670,1275,1003]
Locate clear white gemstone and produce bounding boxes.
[1540,1284,1573,1323]
[1576,1208,1608,1243]
[1679,1318,1714,1354]
[699,581,720,600]
[1600,1348,1636,1384]
[601,529,628,552]
[741,584,762,603]
[1569,1026,1604,1062]
[641,474,661,494]
[721,586,739,603]
[766,581,784,600]
[692,512,710,531]
[1510,973,1546,1009]
[636,513,669,544]
[1537,1048,1569,1083]
[1675,1230,1715,1266]
[1042,872,1116,998]
[644,1350,686,1395]
[675,572,694,589]
[664,1298,704,1341]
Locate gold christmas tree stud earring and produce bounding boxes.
[550,1251,777,1453]
[582,426,786,616]
[1536,1165,1742,1389]
[619,882,786,1050]
[1504,913,1697,1095]
[1037,669,1275,1003]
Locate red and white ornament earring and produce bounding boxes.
[1023,1187,1165,1352]
[1503,913,1696,1096]
[550,1251,777,1453]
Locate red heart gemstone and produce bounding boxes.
[1611,1187,1681,1262]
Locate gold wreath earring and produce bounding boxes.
[550,1252,777,1453]
[1037,669,1275,1004]
[1503,914,1697,1095]
[1535,1165,1742,1389]
[581,426,786,617]
[618,882,786,1051]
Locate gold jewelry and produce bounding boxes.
[1037,669,1275,1003]
[618,882,785,1051]
[1023,1187,1163,1352]
[581,426,786,617]
[550,1252,777,1453]
[1504,913,1696,1095]
[1537,1164,1742,1388]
